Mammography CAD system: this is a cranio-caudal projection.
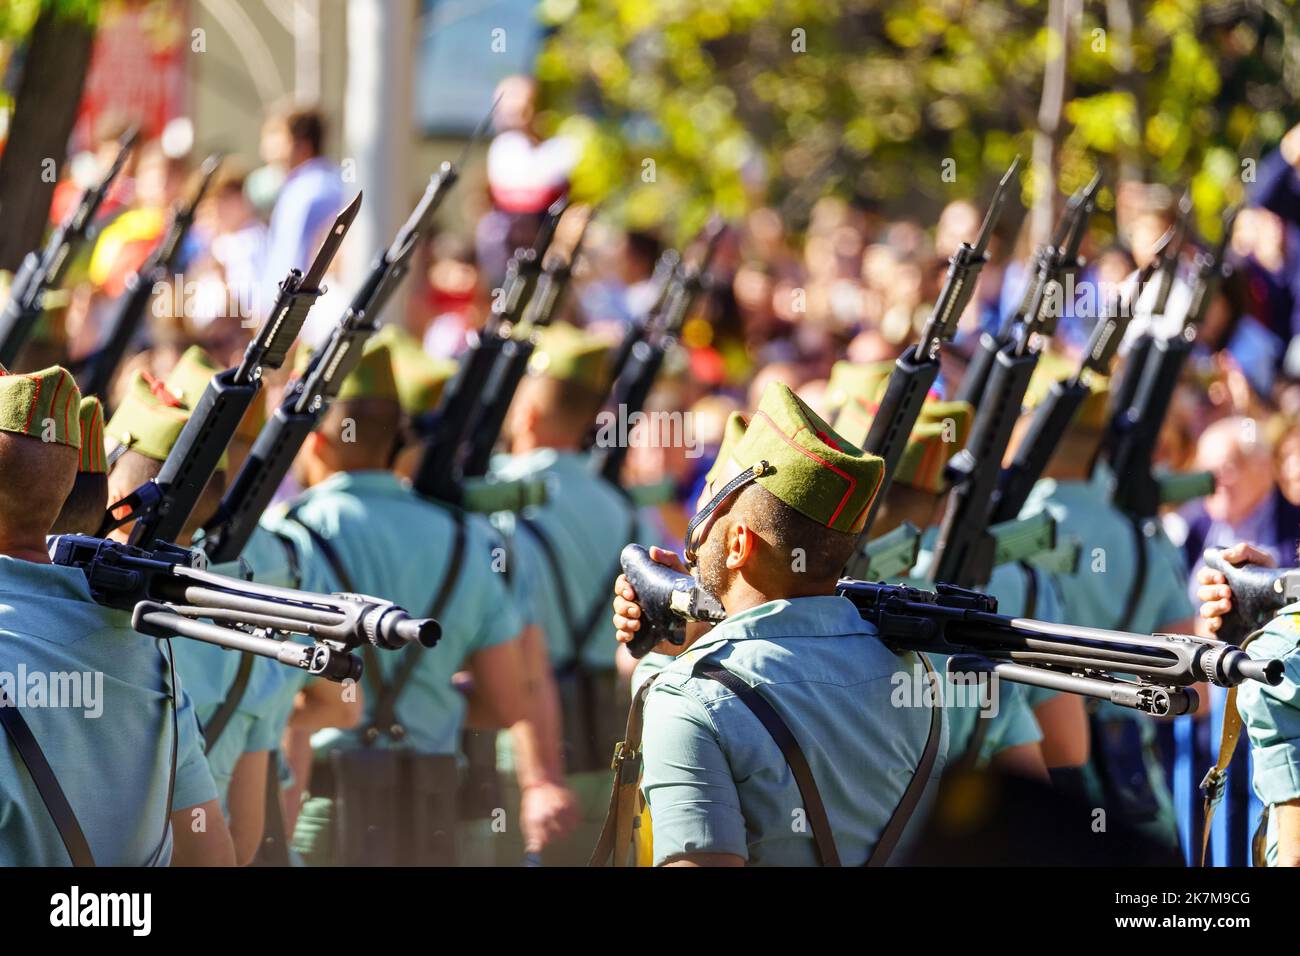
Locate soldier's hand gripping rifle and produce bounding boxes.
[987,232,1171,525]
[0,128,139,368]
[958,173,1099,408]
[1202,548,1300,645]
[589,218,726,486]
[203,161,462,563]
[104,194,362,548]
[616,543,1282,715]
[929,174,1102,589]
[77,154,223,399]
[1107,203,1238,519]
[50,534,440,683]
[410,195,569,504]
[844,159,1019,562]
[456,200,590,480]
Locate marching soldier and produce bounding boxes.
[0,366,232,865]
[1009,352,1194,851]
[489,321,654,864]
[103,365,295,865]
[609,381,946,865]
[265,340,575,865]
[1196,543,1300,866]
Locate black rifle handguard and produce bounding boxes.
[619,544,725,658]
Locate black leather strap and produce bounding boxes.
[0,689,96,866]
[693,661,842,866]
[253,750,291,866]
[1117,514,1149,632]
[520,510,634,668]
[1019,561,1039,619]
[203,652,255,751]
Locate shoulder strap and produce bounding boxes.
[364,509,468,743]
[958,710,994,774]
[0,690,96,866]
[1018,561,1039,619]
[1117,515,1150,632]
[253,750,291,866]
[694,661,843,866]
[1200,628,1263,867]
[591,673,662,867]
[203,652,255,751]
[520,506,636,667]
[870,652,943,866]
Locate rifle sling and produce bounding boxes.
[285,508,467,745]
[519,507,635,671]
[203,652,255,751]
[0,689,96,866]
[1200,629,1263,867]
[1117,514,1149,632]
[590,652,942,867]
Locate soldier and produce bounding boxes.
[1195,542,1300,866]
[265,340,574,865]
[165,343,268,476]
[825,375,1048,778]
[50,396,108,533]
[365,323,457,482]
[0,366,232,865]
[489,321,653,865]
[609,381,946,866]
[102,364,294,865]
[1009,353,1194,852]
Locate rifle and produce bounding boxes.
[929,174,1101,588]
[106,194,362,548]
[77,154,223,399]
[988,232,1173,525]
[1097,191,1193,474]
[601,249,682,394]
[49,534,439,683]
[589,218,726,486]
[1202,548,1300,645]
[616,543,1282,715]
[203,161,462,563]
[1108,203,1237,518]
[456,199,589,480]
[847,158,1019,553]
[410,196,569,504]
[0,127,139,368]
[958,173,1100,408]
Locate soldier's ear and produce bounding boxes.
[725,520,755,571]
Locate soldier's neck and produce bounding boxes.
[0,533,53,564]
[721,574,838,616]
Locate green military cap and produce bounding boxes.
[164,345,222,408]
[0,365,82,449]
[827,360,894,445]
[704,410,749,487]
[1023,349,1110,431]
[368,324,457,416]
[527,321,611,393]
[731,380,884,535]
[164,343,266,443]
[892,398,974,494]
[77,396,107,474]
[294,340,400,405]
[106,371,228,468]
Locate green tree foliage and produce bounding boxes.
[537,0,1300,240]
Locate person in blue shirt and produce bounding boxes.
[0,366,232,866]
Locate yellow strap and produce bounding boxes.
[1199,630,1262,867]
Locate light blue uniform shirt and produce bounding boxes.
[1236,602,1300,865]
[267,470,522,756]
[490,449,647,671]
[170,643,295,811]
[0,557,216,865]
[639,595,947,865]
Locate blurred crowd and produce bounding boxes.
[14,80,1300,616]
